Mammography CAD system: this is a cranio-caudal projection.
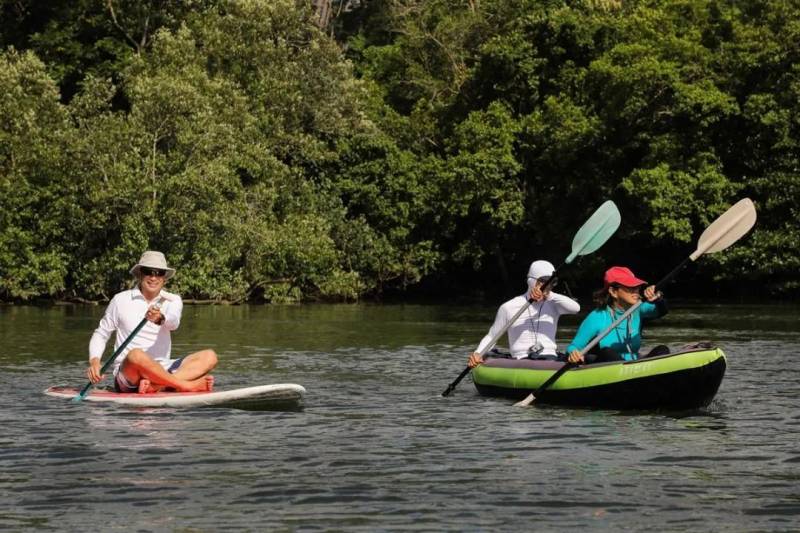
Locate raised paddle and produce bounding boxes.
[513,197,757,407]
[441,200,621,397]
[73,298,165,402]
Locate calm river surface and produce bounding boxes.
[1,302,799,531]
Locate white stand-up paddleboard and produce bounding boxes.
[45,384,306,410]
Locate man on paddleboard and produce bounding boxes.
[85,251,217,394]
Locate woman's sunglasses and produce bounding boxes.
[611,283,641,293]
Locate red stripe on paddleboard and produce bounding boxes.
[47,386,211,398]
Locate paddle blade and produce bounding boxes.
[513,393,535,407]
[565,200,621,263]
[690,198,757,260]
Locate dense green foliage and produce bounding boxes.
[0,0,797,302]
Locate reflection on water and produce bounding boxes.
[83,407,194,449]
[1,302,799,530]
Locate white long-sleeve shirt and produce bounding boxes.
[476,292,580,358]
[88,287,182,375]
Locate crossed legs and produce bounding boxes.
[120,348,218,393]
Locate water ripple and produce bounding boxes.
[2,304,800,530]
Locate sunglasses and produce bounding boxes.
[536,276,557,288]
[140,267,167,278]
[611,284,640,293]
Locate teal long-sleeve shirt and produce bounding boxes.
[566,299,668,361]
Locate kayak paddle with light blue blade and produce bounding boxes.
[441,200,621,397]
[566,200,622,263]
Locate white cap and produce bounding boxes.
[527,260,555,283]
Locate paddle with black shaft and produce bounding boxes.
[441,200,621,397]
[72,298,165,402]
[513,197,757,407]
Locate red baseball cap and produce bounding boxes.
[604,266,647,288]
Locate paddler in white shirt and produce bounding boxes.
[468,260,580,367]
[85,251,217,394]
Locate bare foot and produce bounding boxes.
[181,376,214,392]
[137,379,164,394]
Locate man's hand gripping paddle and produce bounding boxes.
[73,299,165,402]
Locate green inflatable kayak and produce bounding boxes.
[472,343,726,410]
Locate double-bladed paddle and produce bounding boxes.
[513,197,757,407]
[441,200,621,397]
[73,299,165,402]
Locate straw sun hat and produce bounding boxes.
[129,251,176,279]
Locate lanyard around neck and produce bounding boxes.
[527,300,546,354]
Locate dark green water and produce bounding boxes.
[1,302,799,531]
